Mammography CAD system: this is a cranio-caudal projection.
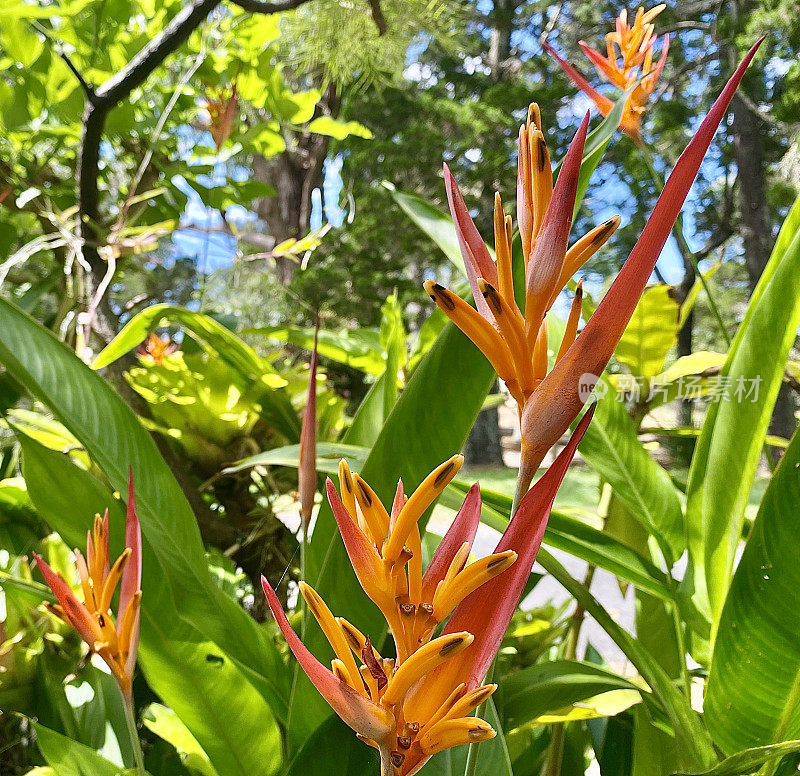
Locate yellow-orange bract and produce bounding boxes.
[34,475,142,700]
[262,412,592,776]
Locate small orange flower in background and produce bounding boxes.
[34,474,142,701]
[545,4,669,144]
[262,409,593,775]
[201,83,238,150]
[137,332,179,365]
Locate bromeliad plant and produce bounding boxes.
[262,410,593,775]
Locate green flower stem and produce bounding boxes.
[122,689,147,776]
[463,659,496,776]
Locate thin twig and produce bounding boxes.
[30,22,96,101]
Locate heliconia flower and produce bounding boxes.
[34,472,142,701]
[137,332,178,365]
[427,41,760,502]
[426,107,619,414]
[201,84,238,150]
[262,408,593,775]
[544,4,670,144]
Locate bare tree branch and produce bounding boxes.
[30,22,97,101]
[76,0,318,343]
[368,0,388,35]
[228,0,316,13]
[94,0,219,110]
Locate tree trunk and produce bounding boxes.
[252,83,341,285]
[464,398,505,466]
[488,0,520,81]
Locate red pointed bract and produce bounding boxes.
[421,483,481,602]
[299,325,319,528]
[444,163,498,320]
[261,576,394,741]
[526,112,589,325]
[543,42,615,115]
[33,553,101,647]
[405,407,594,720]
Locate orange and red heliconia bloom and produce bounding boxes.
[262,40,760,775]
[427,41,761,497]
[262,408,594,775]
[34,473,142,700]
[545,4,670,144]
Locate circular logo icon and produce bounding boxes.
[578,373,606,403]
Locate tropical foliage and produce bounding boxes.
[1,2,799,776]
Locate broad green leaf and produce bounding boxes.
[606,495,683,684]
[684,192,800,626]
[578,382,684,563]
[223,441,369,476]
[383,181,467,275]
[139,614,283,776]
[93,304,265,380]
[142,704,219,776]
[535,689,641,723]
[614,285,680,378]
[669,742,800,776]
[344,371,394,447]
[282,715,378,776]
[632,705,680,776]
[705,429,800,753]
[19,432,285,776]
[641,351,728,409]
[499,660,641,730]
[34,723,130,776]
[339,292,407,446]
[0,569,55,604]
[0,300,290,718]
[445,481,672,599]
[249,325,385,375]
[537,549,716,770]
